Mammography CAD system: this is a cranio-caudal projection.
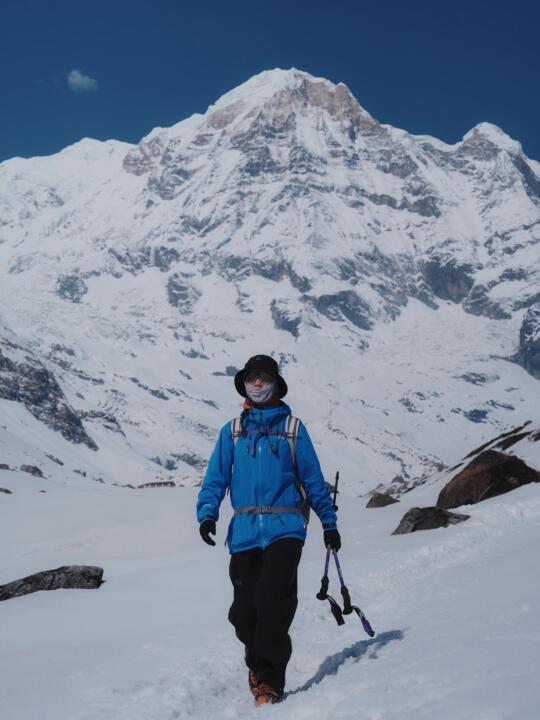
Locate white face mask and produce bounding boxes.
[245,380,276,404]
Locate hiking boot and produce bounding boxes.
[248,670,258,695]
[253,681,282,706]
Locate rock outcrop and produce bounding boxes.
[516,304,540,379]
[436,450,540,509]
[0,334,98,450]
[0,565,104,601]
[392,507,470,534]
[366,492,399,508]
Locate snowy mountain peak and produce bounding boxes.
[213,67,355,107]
[205,66,376,132]
[463,121,523,155]
[1,67,539,498]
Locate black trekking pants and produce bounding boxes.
[228,538,303,693]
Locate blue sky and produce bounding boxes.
[1,0,539,162]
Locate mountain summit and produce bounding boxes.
[0,68,539,491]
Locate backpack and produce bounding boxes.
[230,414,310,525]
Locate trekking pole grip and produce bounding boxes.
[316,548,331,600]
[340,584,353,614]
[316,575,329,600]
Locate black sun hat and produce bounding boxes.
[234,354,288,398]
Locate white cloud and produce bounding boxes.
[67,69,98,92]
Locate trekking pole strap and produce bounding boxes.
[327,594,345,626]
[331,549,376,636]
[234,506,304,517]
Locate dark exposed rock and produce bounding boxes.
[50,343,75,357]
[20,464,44,477]
[167,274,201,313]
[48,355,105,385]
[0,487,12,494]
[368,192,398,209]
[463,421,532,460]
[400,195,441,218]
[46,454,64,465]
[462,409,488,423]
[376,150,418,178]
[366,492,399,508]
[451,407,489,423]
[0,565,104,601]
[462,284,511,319]
[152,246,180,272]
[108,245,180,274]
[173,452,207,470]
[148,165,193,199]
[244,145,281,176]
[0,338,98,450]
[181,349,209,360]
[457,130,501,162]
[56,273,88,303]
[0,463,10,470]
[303,290,373,330]
[422,257,474,303]
[516,304,540,379]
[123,135,165,175]
[495,431,531,451]
[510,154,540,203]
[218,254,312,292]
[436,450,540,510]
[399,397,420,413]
[270,300,301,337]
[251,259,312,292]
[459,373,490,385]
[150,456,177,471]
[486,400,514,411]
[79,410,125,435]
[392,506,470,534]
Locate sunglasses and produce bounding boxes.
[244,370,275,385]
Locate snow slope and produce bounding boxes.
[1,460,539,720]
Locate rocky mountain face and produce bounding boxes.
[0,68,539,492]
[0,326,97,449]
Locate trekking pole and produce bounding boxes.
[315,471,345,625]
[332,550,375,637]
[316,548,344,625]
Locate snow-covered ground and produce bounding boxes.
[2,459,539,720]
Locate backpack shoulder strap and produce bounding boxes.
[285,416,310,525]
[285,415,300,470]
[231,416,243,447]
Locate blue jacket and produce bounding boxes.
[196,402,337,554]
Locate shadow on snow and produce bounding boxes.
[286,629,405,697]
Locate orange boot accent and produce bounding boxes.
[253,681,281,705]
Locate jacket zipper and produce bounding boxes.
[258,443,266,548]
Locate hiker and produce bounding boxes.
[196,354,341,705]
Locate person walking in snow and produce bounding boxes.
[196,354,341,705]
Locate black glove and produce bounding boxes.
[324,527,341,551]
[199,519,216,546]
